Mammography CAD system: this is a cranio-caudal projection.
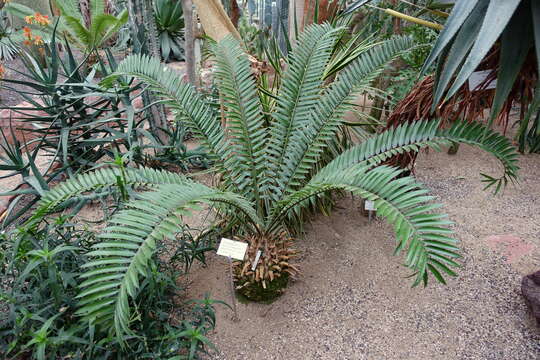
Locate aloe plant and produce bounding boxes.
[23,24,518,340]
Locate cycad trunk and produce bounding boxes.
[233,233,297,301]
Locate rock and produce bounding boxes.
[521,270,540,326]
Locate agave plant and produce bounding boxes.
[23,24,518,339]
[154,0,185,61]
[419,0,540,152]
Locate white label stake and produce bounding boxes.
[365,200,376,222]
[251,250,262,271]
[365,200,376,211]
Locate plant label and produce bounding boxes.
[468,70,497,91]
[217,238,248,260]
[251,250,262,271]
[365,200,376,211]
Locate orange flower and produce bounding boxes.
[34,13,50,26]
[23,39,32,46]
[22,26,33,43]
[25,15,33,24]
[0,63,5,80]
[33,35,43,45]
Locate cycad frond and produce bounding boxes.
[276,36,415,200]
[88,14,121,47]
[29,167,191,225]
[77,183,261,338]
[90,0,106,18]
[271,165,458,286]
[266,24,340,196]
[102,54,227,165]
[63,16,91,48]
[313,119,519,192]
[211,37,266,203]
[89,10,128,48]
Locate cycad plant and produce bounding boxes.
[54,0,127,54]
[24,24,518,340]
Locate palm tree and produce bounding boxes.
[25,24,518,339]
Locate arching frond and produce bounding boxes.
[265,24,340,197]
[313,119,519,192]
[89,14,123,48]
[275,36,415,200]
[270,166,459,287]
[77,183,261,339]
[91,10,128,48]
[441,121,520,191]
[101,54,227,165]
[63,16,90,48]
[28,167,191,226]
[211,36,267,204]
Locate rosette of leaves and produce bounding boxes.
[154,0,185,62]
[23,24,518,341]
[54,0,128,54]
[421,0,540,152]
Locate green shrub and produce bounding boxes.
[0,216,221,359]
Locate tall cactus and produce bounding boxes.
[127,0,169,143]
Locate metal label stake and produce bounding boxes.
[217,238,247,322]
[227,256,239,322]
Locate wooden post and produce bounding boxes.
[182,0,197,86]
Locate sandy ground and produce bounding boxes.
[1,58,538,358]
[186,144,540,359]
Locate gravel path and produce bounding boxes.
[187,144,540,359]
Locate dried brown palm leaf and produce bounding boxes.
[385,46,537,171]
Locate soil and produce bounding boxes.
[1,57,28,107]
[187,144,540,359]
